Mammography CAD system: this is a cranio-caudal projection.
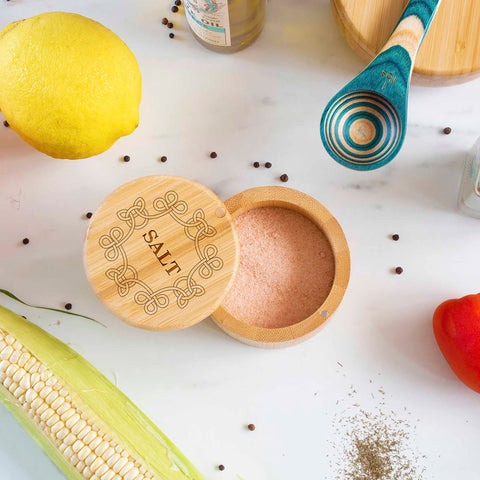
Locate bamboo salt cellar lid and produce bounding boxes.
[84,176,239,331]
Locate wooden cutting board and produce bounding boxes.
[331,0,480,86]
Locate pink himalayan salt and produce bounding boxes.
[222,207,335,329]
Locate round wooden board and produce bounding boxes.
[332,0,480,86]
[84,175,239,331]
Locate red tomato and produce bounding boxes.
[433,293,480,393]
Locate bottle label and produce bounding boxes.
[185,0,231,47]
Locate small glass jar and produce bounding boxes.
[185,0,266,53]
[458,137,480,218]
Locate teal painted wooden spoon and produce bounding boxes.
[321,0,443,171]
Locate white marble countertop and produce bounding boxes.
[1,1,480,479]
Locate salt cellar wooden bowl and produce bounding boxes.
[212,186,351,348]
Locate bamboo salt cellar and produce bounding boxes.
[84,178,350,348]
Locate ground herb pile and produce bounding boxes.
[331,386,427,480]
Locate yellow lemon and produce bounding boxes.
[0,12,141,159]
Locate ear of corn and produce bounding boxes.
[0,305,206,480]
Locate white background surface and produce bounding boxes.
[1,0,480,478]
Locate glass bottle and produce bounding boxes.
[458,137,480,218]
[184,0,266,53]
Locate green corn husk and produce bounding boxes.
[0,304,205,480]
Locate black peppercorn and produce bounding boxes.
[175,0,182,5]
[265,162,272,168]
[443,127,452,135]
[210,152,217,159]
[65,303,73,310]
[253,162,260,168]
[280,174,289,182]
[218,465,225,471]
[395,267,403,275]
[123,155,130,162]
[169,33,175,38]
[162,17,168,25]
[392,234,400,241]
[22,238,30,245]
[171,5,179,12]
[160,156,167,162]
[167,22,174,28]
[86,212,93,219]
[3,120,9,128]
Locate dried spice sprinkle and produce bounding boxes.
[65,303,73,310]
[171,5,179,12]
[337,412,424,480]
[162,17,168,25]
[395,267,404,275]
[265,162,272,168]
[3,120,9,127]
[253,162,260,168]
[86,212,93,219]
[169,33,175,39]
[210,151,217,158]
[280,174,289,182]
[123,155,130,162]
[443,127,452,135]
[247,424,256,431]
[331,386,426,480]
[22,238,30,245]
[218,465,225,471]
[175,0,182,5]
[167,22,174,28]
[392,234,400,241]
[160,156,167,162]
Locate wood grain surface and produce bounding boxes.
[332,0,480,86]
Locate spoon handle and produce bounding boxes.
[380,0,443,73]
[343,0,443,108]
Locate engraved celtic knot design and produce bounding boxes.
[99,191,224,318]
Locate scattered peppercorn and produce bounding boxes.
[392,234,400,241]
[210,152,217,159]
[123,155,130,162]
[443,127,452,135]
[265,162,272,168]
[169,33,175,39]
[248,424,256,431]
[65,303,73,310]
[253,161,260,168]
[167,22,174,28]
[3,120,9,127]
[162,17,168,25]
[171,5,179,12]
[218,465,225,471]
[21,316,26,319]
[22,238,30,245]
[86,212,93,219]
[160,156,168,162]
[280,174,289,182]
[175,0,182,5]
[395,267,403,275]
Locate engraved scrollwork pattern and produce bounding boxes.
[99,191,224,318]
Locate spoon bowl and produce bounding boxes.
[321,90,404,170]
[321,0,442,170]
